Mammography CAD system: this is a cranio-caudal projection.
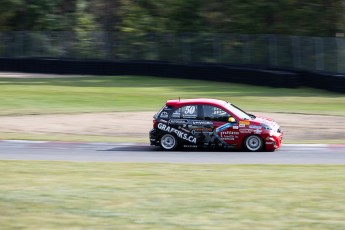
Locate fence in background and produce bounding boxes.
[1,32,345,73]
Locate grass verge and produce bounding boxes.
[1,161,345,230]
[0,75,344,116]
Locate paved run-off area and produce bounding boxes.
[0,140,344,164]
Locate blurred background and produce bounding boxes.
[1,0,345,73]
[1,3,345,229]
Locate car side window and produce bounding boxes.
[203,105,231,122]
[171,105,198,119]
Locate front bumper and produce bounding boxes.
[265,130,283,151]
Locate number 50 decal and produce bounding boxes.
[184,106,196,114]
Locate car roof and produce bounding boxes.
[166,98,229,107]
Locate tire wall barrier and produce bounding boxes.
[0,58,344,93]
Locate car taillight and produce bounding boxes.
[153,120,158,128]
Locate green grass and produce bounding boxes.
[0,75,344,115]
[1,161,345,230]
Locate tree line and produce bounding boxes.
[0,0,344,37]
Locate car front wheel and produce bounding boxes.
[160,133,178,151]
[244,135,263,152]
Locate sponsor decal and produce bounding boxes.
[171,109,181,118]
[169,119,189,125]
[222,137,235,141]
[183,145,197,148]
[239,124,246,128]
[216,123,233,132]
[191,128,213,135]
[266,142,274,144]
[159,119,168,123]
[202,128,213,132]
[192,120,213,126]
[181,128,190,133]
[253,129,262,134]
[220,131,239,135]
[182,114,197,118]
[160,112,169,118]
[233,126,239,129]
[249,125,262,129]
[239,129,252,133]
[239,121,250,126]
[157,123,197,144]
[220,134,235,141]
[220,131,239,141]
[188,125,204,129]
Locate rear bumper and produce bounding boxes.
[149,129,159,146]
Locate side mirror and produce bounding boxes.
[228,117,236,123]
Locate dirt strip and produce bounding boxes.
[0,112,344,142]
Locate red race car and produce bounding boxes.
[149,98,283,151]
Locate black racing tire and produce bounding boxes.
[160,133,178,151]
[244,135,264,152]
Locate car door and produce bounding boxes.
[202,105,239,146]
[168,105,199,145]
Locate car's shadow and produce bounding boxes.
[102,145,156,152]
[102,144,241,152]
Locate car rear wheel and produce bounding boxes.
[244,135,263,152]
[160,133,178,151]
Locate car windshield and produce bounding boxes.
[224,103,252,120]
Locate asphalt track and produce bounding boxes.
[0,140,345,164]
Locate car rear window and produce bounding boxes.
[155,105,174,119]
